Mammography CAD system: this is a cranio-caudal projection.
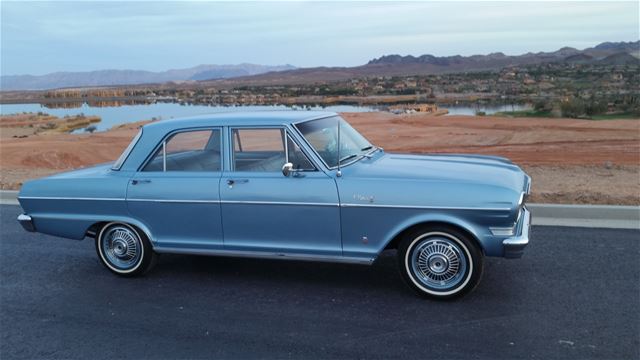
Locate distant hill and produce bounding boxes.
[2,41,637,91]
[0,63,296,91]
[203,41,639,87]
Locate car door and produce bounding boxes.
[220,126,342,256]
[127,128,224,250]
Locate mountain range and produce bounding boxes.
[202,41,639,87]
[1,41,638,91]
[0,64,296,91]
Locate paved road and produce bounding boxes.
[1,205,638,359]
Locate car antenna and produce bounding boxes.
[336,117,342,178]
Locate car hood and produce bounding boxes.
[346,152,528,194]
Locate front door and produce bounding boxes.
[127,128,224,250]
[220,127,341,255]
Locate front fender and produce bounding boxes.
[340,206,509,259]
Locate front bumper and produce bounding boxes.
[17,214,35,232]
[502,207,531,258]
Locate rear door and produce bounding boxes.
[127,128,224,250]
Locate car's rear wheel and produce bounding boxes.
[96,222,157,277]
[398,225,483,300]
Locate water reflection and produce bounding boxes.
[42,99,154,109]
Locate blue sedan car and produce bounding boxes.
[17,111,530,299]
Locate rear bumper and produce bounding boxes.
[502,207,531,258]
[17,214,35,232]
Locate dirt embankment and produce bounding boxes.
[1,113,101,139]
[1,112,638,205]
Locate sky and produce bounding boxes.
[1,1,638,76]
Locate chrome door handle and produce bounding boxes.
[131,179,152,185]
[226,179,249,186]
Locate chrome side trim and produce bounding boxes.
[153,247,375,265]
[340,203,511,211]
[221,200,339,207]
[18,196,126,201]
[18,196,510,211]
[127,198,221,204]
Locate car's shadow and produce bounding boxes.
[140,249,518,303]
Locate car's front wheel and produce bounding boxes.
[398,226,483,300]
[96,222,157,277]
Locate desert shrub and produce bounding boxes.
[534,99,552,112]
[561,98,586,118]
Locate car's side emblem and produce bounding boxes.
[353,194,375,203]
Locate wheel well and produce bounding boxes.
[85,222,109,238]
[383,221,484,254]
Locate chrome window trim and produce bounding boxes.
[291,113,338,125]
[138,127,223,173]
[112,129,143,171]
[229,125,318,173]
[229,125,285,172]
[292,116,377,171]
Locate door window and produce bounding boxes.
[143,129,221,172]
[287,134,315,170]
[232,128,316,172]
[232,128,286,172]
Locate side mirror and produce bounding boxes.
[282,162,294,177]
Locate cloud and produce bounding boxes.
[1,1,638,75]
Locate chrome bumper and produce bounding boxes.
[503,207,530,258]
[17,214,35,232]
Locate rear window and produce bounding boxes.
[112,129,142,170]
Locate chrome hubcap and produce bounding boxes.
[411,237,467,290]
[428,254,449,274]
[102,225,141,270]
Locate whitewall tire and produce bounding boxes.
[96,222,157,277]
[398,225,483,300]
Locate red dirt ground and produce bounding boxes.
[1,113,639,204]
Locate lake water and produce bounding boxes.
[0,102,530,133]
[0,103,376,132]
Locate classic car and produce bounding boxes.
[17,111,530,299]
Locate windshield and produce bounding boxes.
[112,129,142,170]
[295,116,374,168]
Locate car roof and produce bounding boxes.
[142,110,337,131]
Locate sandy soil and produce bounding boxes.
[1,112,638,205]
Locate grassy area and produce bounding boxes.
[588,113,639,120]
[492,110,554,118]
[494,110,638,120]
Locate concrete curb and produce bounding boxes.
[527,204,639,229]
[0,191,19,206]
[1,190,638,229]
